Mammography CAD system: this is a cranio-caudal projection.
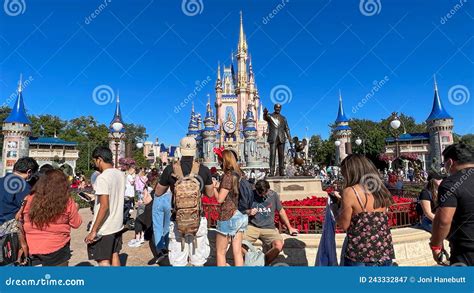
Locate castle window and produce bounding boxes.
[442,136,449,143]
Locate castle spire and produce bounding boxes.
[238,11,246,51]
[335,90,349,123]
[205,94,213,119]
[427,76,452,121]
[111,90,123,125]
[18,73,23,93]
[5,74,31,124]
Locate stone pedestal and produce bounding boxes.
[267,176,326,201]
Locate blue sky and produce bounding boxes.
[0,0,473,146]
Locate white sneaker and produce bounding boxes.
[129,240,142,248]
[127,239,139,247]
[139,237,145,244]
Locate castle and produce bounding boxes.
[335,77,454,172]
[1,77,79,176]
[186,13,269,169]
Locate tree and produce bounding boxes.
[29,115,66,137]
[123,123,148,158]
[61,116,109,174]
[309,135,334,166]
[454,133,474,146]
[133,148,148,168]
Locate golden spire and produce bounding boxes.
[238,11,246,51]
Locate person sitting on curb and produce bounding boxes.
[243,179,298,265]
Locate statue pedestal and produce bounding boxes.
[267,176,327,201]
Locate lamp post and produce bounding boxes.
[389,112,402,159]
[355,137,366,155]
[111,122,124,168]
[389,112,408,172]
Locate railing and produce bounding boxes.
[202,202,420,234]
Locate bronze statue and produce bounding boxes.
[263,103,293,176]
[291,136,312,176]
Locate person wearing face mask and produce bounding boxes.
[0,157,39,228]
[431,143,474,266]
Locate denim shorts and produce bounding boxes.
[216,211,248,237]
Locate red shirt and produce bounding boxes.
[22,195,82,255]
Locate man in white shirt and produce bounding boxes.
[85,147,125,266]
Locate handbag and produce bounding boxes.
[0,229,20,266]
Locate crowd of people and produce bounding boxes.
[0,138,472,267]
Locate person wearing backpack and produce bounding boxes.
[416,172,446,233]
[153,137,214,266]
[213,150,249,266]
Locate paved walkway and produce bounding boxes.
[69,208,156,266]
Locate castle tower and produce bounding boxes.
[426,76,454,171]
[202,95,218,167]
[334,90,352,164]
[2,75,32,176]
[108,92,126,167]
[187,103,200,139]
[235,11,249,135]
[243,102,259,168]
[199,13,268,168]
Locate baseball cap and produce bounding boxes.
[180,136,197,157]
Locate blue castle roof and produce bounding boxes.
[169,146,177,157]
[30,137,77,146]
[385,132,430,143]
[5,90,31,124]
[335,92,349,123]
[426,82,452,121]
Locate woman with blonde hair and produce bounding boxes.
[213,149,248,266]
[333,154,395,266]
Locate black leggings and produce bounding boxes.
[135,219,145,234]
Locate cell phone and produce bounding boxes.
[78,192,93,202]
[92,234,102,242]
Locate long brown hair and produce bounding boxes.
[221,150,242,196]
[340,154,394,209]
[221,150,241,175]
[426,178,439,205]
[29,169,71,230]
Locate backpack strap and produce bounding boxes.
[172,161,184,180]
[190,162,200,176]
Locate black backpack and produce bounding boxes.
[237,177,254,214]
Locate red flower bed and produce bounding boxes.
[201,192,419,233]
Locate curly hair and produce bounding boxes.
[29,169,71,230]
